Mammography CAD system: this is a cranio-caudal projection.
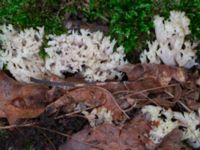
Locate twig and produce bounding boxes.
[40,130,57,150]
[117,84,179,101]
[177,100,192,113]
[124,103,137,112]
[30,77,75,87]
[123,81,130,90]
[164,90,174,98]
[97,86,130,120]
[140,93,160,106]
[113,83,178,96]
[0,122,38,130]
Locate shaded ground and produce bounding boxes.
[0,116,88,149]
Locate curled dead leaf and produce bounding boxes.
[0,72,49,124]
[47,86,125,121]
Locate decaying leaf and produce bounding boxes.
[61,114,193,150]
[59,115,156,150]
[157,128,191,150]
[46,86,125,121]
[0,71,21,107]
[0,72,49,124]
[119,63,186,85]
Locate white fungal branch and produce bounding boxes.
[0,24,45,83]
[0,25,127,83]
[142,105,200,148]
[140,11,197,68]
[45,29,127,82]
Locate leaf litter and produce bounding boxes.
[0,63,200,149]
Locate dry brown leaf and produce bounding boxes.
[59,115,156,150]
[96,64,186,96]
[0,71,21,107]
[0,110,6,118]
[157,128,191,150]
[119,63,186,86]
[0,72,49,124]
[47,86,125,121]
[124,78,162,92]
[114,83,184,110]
[98,78,163,95]
[3,104,44,124]
[180,83,200,111]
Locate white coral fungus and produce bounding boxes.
[140,11,197,68]
[82,107,113,127]
[0,24,45,82]
[45,29,127,82]
[142,105,200,148]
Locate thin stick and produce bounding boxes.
[40,130,57,150]
[177,100,192,113]
[140,93,160,106]
[113,83,178,96]
[0,122,38,130]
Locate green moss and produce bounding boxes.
[0,0,66,34]
[66,0,200,55]
[0,0,200,57]
[0,0,66,60]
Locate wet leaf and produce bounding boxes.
[0,72,49,124]
[60,115,156,150]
